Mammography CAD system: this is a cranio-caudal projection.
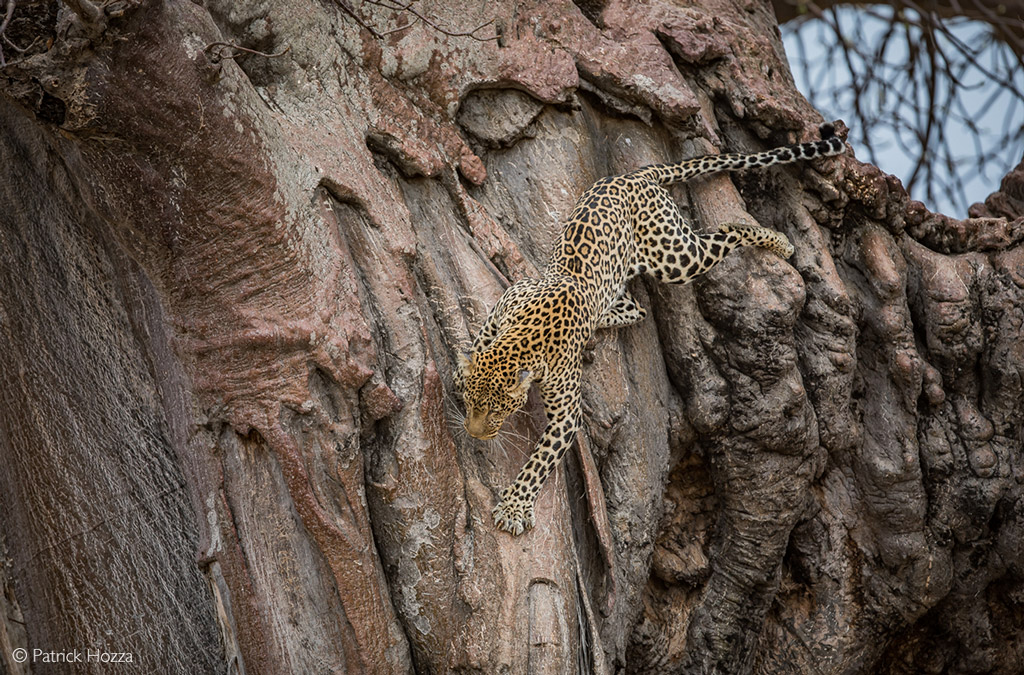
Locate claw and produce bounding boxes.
[492,492,537,536]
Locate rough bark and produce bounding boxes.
[0,1,1021,674]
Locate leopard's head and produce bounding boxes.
[455,350,533,440]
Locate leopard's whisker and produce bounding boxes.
[443,389,468,439]
[498,426,532,446]
[488,431,511,465]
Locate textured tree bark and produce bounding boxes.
[0,1,1021,674]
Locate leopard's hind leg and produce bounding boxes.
[633,186,793,285]
[716,223,794,259]
[597,289,647,328]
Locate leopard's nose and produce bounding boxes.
[466,415,488,439]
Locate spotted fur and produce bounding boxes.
[455,125,845,535]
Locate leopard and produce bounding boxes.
[454,123,845,535]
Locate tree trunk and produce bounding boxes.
[1,1,1021,673]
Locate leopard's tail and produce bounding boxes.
[628,123,845,186]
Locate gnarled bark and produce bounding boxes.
[0,0,1021,673]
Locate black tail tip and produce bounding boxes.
[819,122,836,139]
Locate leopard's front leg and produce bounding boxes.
[493,375,582,535]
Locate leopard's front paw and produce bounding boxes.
[492,488,536,536]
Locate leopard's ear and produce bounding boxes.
[457,352,475,374]
[517,369,533,393]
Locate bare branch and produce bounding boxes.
[332,0,384,39]
[782,1,1024,215]
[203,41,291,64]
[0,0,14,38]
[62,0,103,26]
[0,0,12,66]
[3,33,38,53]
[335,0,498,42]
[363,0,497,41]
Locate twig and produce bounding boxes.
[782,1,1024,215]
[0,0,12,66]
[379,15,419,36]
[0,0,14,38]
[333,0,384,39]
[3,33,39,53]
[364,0,497,40]
[203,41,291,64]
[62,0,103,26]
[338,0,498,41]
[968,0,1024,55]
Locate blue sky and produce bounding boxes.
[782,8,1024,217]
